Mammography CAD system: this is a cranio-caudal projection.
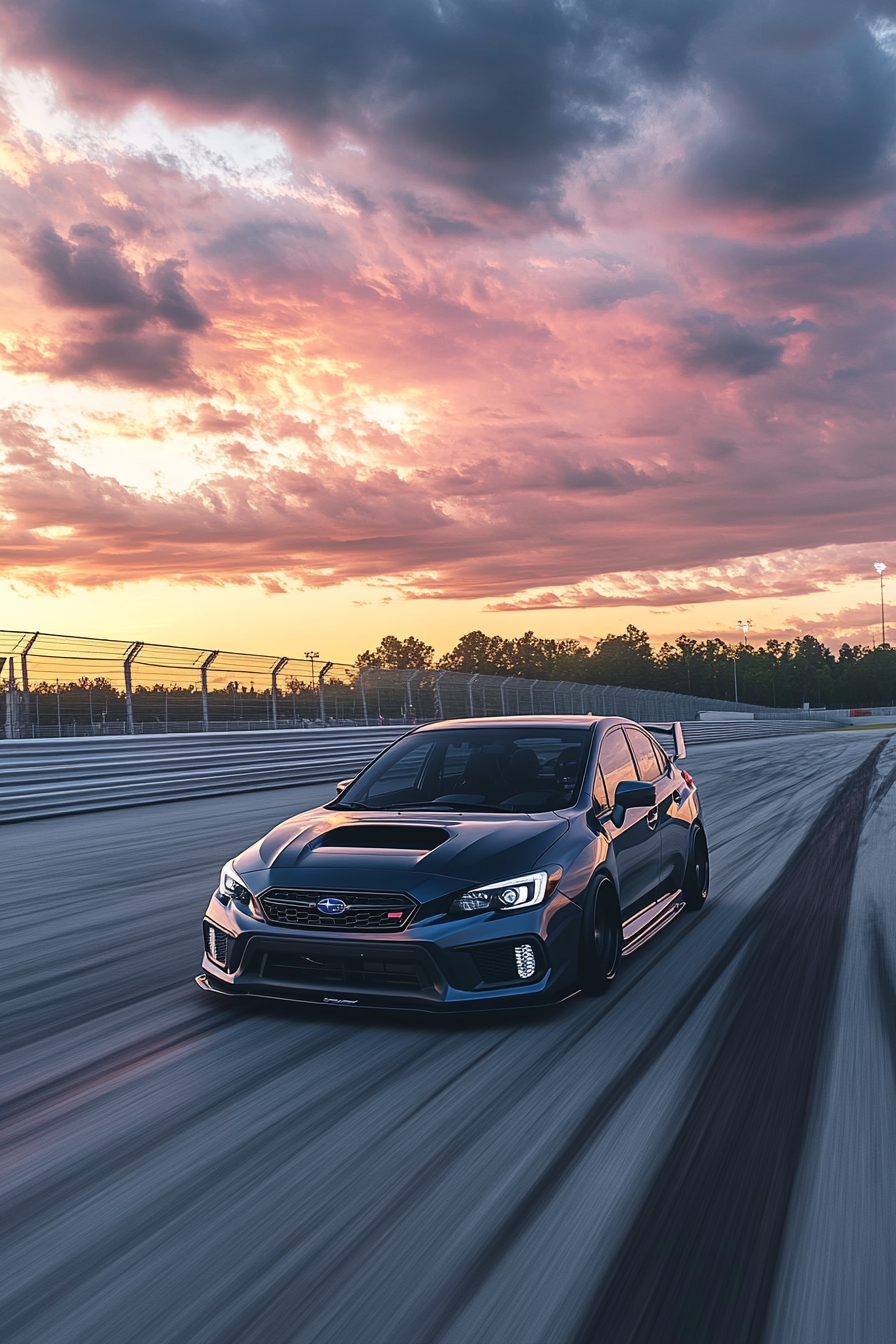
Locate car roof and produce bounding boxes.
[412,715,608,732]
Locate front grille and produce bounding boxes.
[260,949,430,992]
[205,924,231,968]
[468,940,546,986]
[259,889,417,931]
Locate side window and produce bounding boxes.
[626,729,664,783]
[597,730,637,810]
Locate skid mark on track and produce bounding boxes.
[570,742,884,1344]
[415,915,770,1343]
[872,915,896,1086]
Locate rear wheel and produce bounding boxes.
[683,827,709,910]
[580,878,622,996]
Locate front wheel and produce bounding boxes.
[580,878,622,996]
[683,827,709,910]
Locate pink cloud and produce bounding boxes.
[0,29,893,612]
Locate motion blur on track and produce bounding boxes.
[198,716,708,1009]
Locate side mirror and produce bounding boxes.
[335,778,355,794]
[612,779,656,826]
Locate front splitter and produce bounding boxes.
[195,972,577,1014]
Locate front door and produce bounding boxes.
[625,728,689,895]
[596,728,659,919]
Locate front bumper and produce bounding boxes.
[198,893,582,1011]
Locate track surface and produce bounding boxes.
[4,731,896,1344]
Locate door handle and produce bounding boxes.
[646,806,659,830]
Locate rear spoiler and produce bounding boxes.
[642,721,686,761]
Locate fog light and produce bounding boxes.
[514,944,537,979]
[205,924,230,967]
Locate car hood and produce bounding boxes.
[233,807,570,901]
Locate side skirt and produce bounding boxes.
[622,891,685,957]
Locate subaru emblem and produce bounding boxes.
[317,897,348,915]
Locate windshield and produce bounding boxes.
[334,726,592,813]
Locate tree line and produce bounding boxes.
[356,628,896,709]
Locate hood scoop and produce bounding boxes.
[315,825,450,853]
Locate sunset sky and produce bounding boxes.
[1,0,894,661]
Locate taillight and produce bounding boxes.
[681,770,694,787]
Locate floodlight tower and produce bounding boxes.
[874,563,887,646]
[738,619,752,646]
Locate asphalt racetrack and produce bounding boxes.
[4,730,896,1344]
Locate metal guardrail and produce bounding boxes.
[0,717,851,824]
[0,727,408,823]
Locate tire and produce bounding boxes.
[683,826,709,910]
[580,878,622,996]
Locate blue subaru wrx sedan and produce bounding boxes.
[198,715,708,1010]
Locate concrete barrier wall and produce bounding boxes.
[0,727,409,823]
[1,717,842,823]
[679,719,831,746]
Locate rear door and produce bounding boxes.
[596,728,659,919]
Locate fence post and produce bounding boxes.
[318,661,333,725]
[5,656,18,739]
[467,674,479,718]
[18,632,38,736]
[271,657,287,729]
[123,641,143,735]
[358,668,369,724]
[200,650,218,732]
[433,671,444,721]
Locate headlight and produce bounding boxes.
[219,860,252,905]
[450,870,561,916]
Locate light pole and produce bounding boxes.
[730,646,738,704]
[304,652,319,724]
[874,563,887,647]
[738,619,752,645]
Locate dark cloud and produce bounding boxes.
[52,332,197,386]
[556,458,649,493]
[0,0,623,208]
[576,269,665,309]
[16,223,209,385]
[25,223,208,329]
[2,1,893,213]
[29,222,151,312]
[695,223,896,304]
[688,8,896,206]
[148,258,209,331]
[392,191,480,237]
[672,311,789,377]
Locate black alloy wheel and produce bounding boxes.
[684,826,709,910]
[580,877,622,996]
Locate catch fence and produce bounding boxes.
[2,628,837,739]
